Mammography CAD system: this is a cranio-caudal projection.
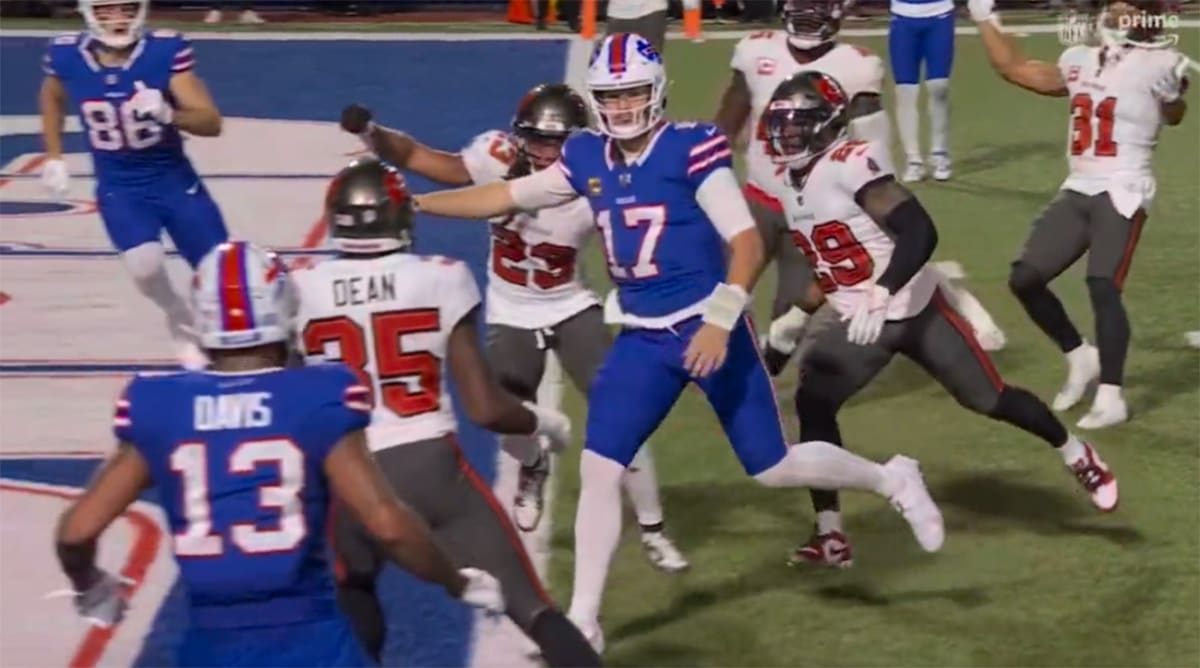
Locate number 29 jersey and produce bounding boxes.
[113,364,369,629]
[1057,44,1181,217]
[460,130,599,329]
[557,122,734,323]
[294,253,481,450]
[44,30,197,188]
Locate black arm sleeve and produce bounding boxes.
[875,197,939,294]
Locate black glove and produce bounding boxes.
[341,104,373,135]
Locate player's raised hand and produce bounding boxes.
[844,284,890,346]
[967,0,995,22]
[457,567,505,615]
[130,81,174,124]
[684,323,730,378]
[40,158,70,200]
[340,104,374,135]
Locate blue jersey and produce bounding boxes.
[44,30,198,188]
[113,364,371,629]
[558,122,734,319]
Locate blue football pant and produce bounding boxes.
[177,616,370,667]
[888,11,956,84]
[585,316,789,476]
[98,173,227,268]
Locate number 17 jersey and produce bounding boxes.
[557,122,734,323]
[294,253,481,449]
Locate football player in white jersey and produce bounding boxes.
[293,159,602,668]
[714,0,1007,377]
[763,71,1120,566]
[969,0,1189,429]
[338,84,688,573]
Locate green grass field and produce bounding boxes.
[548,31,1200,667]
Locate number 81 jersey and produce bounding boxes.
[44,30,195,187]
[294,253,481,450]
[461,130,600,329]
[781,138,938,321]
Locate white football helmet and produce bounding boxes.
[192,241,297,351]
[585,33,667,140]
[79,0,149,49]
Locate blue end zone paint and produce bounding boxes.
[1,34,569,667]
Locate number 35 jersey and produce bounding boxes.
[781,138,938,321]
[460,130,599,329]
[44,30,197,188]
[114,364,369,628]
[294,253,480,449]
[1057,44,1181,217]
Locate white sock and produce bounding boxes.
[754,441,896,497]
[894,83,922,162]
[122,243,192,339]
[535,353,567,454]
[1059,432,1087,464]
[622,447,664,527]
[816,510,843,534]
[568,450,626,624]
[926,78,951,156]
[1094,383,1124,404]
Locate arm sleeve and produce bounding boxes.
[685,125,735,189]
[509,163,580,210]
[300,368,371,462]
[171,35,195,74]
[441,260,483,331]
[696,167,756,241]
[461,130,517,185]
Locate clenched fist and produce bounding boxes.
[341,104,374,135]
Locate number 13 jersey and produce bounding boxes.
[294,254,480,450]
[781,138,938,321]
[461,130,599,329]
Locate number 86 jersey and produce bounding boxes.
[294,253,481,450]
[460,130,600,330]
[781,138,938,321]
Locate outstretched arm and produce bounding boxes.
[414,164,577,219]
[341,104,475,186]
[56,444,151,590]
[972,10,1067,97]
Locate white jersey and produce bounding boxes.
[781,138,939,321]
[1057,44,1180,217]
[460,130,599,329]
[731,32,885,201]
[293,253,480,451]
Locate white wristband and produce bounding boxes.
[702,283,749,331]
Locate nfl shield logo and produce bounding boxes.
[619,173,631,187]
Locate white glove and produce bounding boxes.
[41,158,70,200]
[1151,57,1189,103]
[50,570,132,629]
[765,306,810,355]
[458,567,505,615]
[967,0,996,23]
[525,401,571,453]
[843,284,890,346]
[130,80,174,124]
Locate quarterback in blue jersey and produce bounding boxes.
[414,32,945,651]
[39,0,228,368]
[53,241,505,667]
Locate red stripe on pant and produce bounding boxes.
[447,434,555,606]
[932,289,1004,391]
[1113,209,1147,290]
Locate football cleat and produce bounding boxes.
[884,455,945,552]
[513,451,550,532]
[1186,331,1200,349]
[640,530,690,573]
[1066,442,1118,511]
[930,152,953,181]
[788,529,854,569]
[1053,343,1100,411]
[901,160,926,183]
[1076,385,1128,430]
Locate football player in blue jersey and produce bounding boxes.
[39,0,227,369]
[413,32,945,651]
[53,241,506,667]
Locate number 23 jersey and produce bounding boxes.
[294,254,481,449]
[44,30,196,187]
[781,139,938,321]
[460,130,599,329]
